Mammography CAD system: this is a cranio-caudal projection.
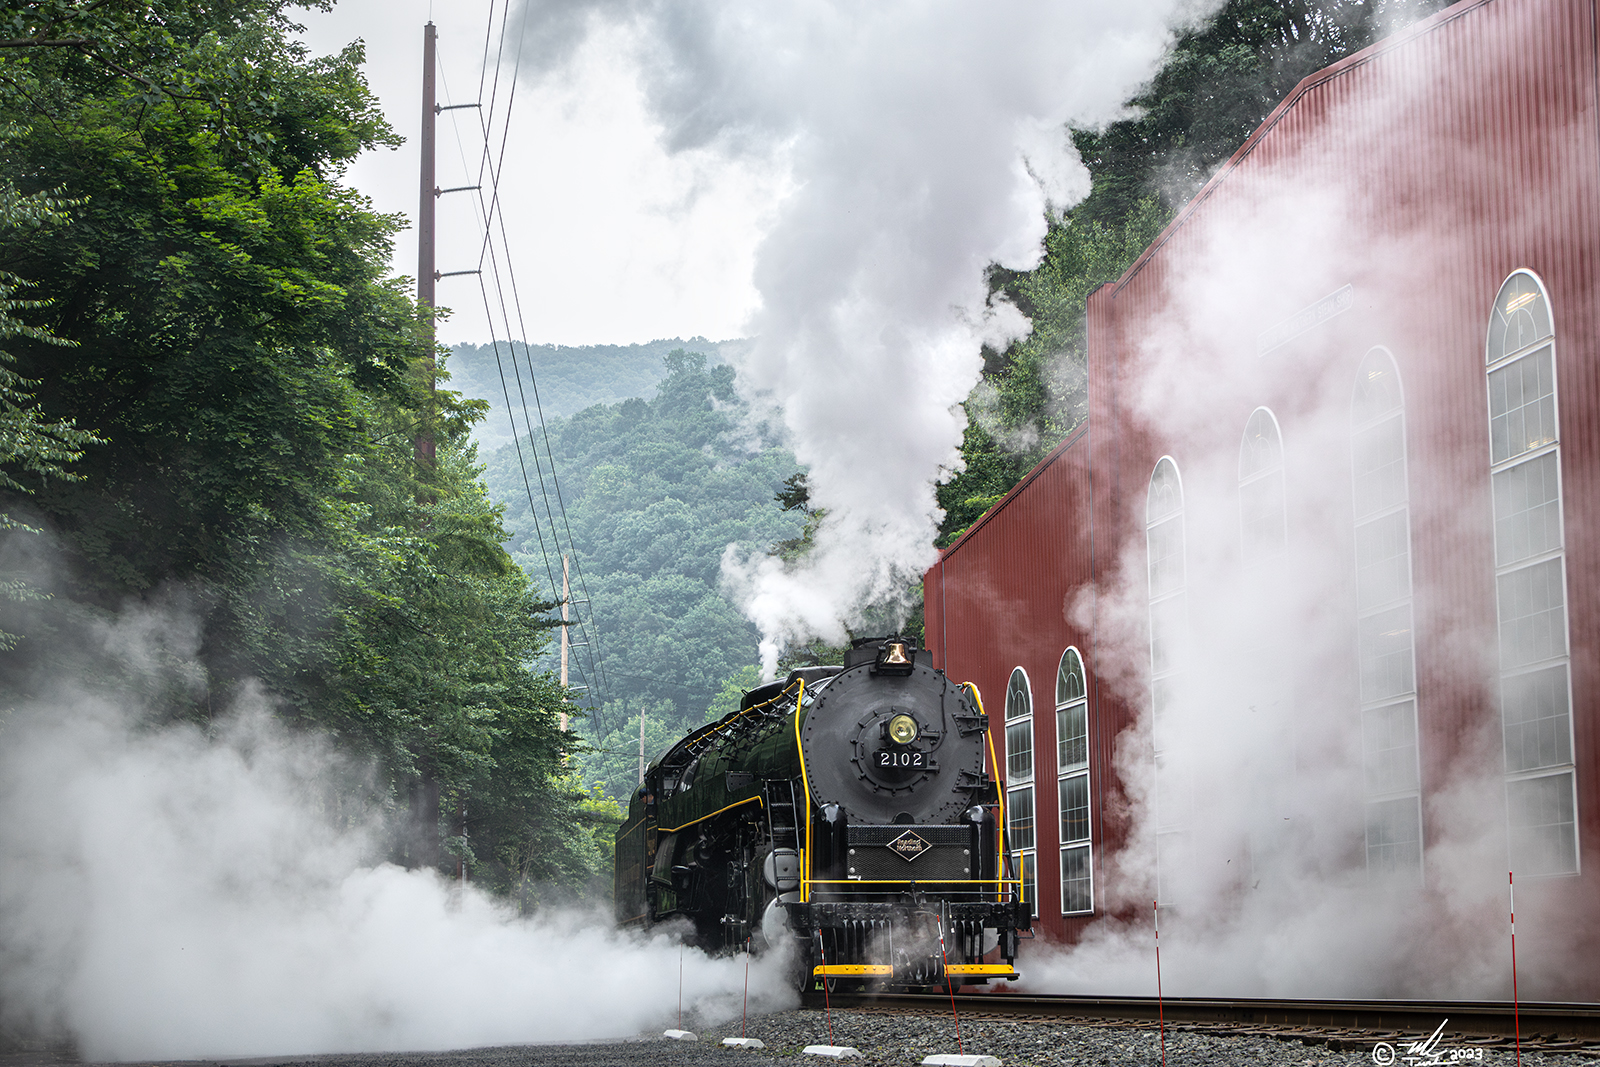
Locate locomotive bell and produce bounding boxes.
[873,638,915,676]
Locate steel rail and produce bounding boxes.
[803,990,1600,1044]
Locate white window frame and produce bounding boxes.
[1004,666,1038,916]
[1146,457,1188,908]
[1239,407,1287,566]
[1057,647,1093,915]
[1351,347,1424,883]
[1485,269,1579,879]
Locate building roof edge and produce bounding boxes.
[937,421,1091,562]
[1112,0,1500,294]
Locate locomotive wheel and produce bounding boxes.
[792,948,816,993]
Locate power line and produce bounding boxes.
[466,3,615,715]
[467,15,605,705]
[432,2,612,722]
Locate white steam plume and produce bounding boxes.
[517,1,1206,672]
[0,601,795,1060]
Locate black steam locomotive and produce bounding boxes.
[614,635,1030,990]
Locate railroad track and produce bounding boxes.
[800,991,1600,1055]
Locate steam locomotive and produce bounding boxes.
[614,635,1030,990]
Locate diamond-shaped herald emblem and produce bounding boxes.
[887,829,931,862]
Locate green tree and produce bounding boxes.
[0,186,97,514]
[941,201,1170,545]
[0,0,415,618]
[0,1,602,901]
[0,183,100,650]
[1070,0,1450,225]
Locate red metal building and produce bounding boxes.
[925,0,1600,997]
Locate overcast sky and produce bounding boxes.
[295,1,775,347]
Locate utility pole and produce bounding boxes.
[416,21,437,472]
[406,22,441,875]
[639,711,646,785]
[410,22,487,874]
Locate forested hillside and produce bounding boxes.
[446,337,745,453]
[941,0,1449,544]
[481,351,802,803]
[0,0,609,904]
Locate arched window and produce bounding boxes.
[1351,347,1422,880]
[1004,667,1037,915]
[1146,457,1188,905]
[1147,458,1186,751]
[1239,408,1286,565]
[1056,648,1093,913]
[1486,271,1577,877]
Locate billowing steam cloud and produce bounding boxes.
[517,0,1205,671]
[0,599,794,1060]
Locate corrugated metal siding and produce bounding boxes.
[926,0,1600,970]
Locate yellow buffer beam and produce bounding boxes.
[944,964,1021,977]
[813,964,894,976]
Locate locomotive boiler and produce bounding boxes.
[614,635,1030,990]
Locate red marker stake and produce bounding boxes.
[1154,900,1166,1067]
[1510,872,1521,1067]
[742,936,751,1038]
[817,934,835,1045]
[938,918,964,1055]
[679,943,685,1032]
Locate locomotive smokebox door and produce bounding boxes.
[801,660,983,825]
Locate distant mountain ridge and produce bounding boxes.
[446,337,748,453]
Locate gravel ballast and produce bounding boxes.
[13,1008,1594,1067]
[694,1008,1593,1067]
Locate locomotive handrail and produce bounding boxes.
[988,728,1013,904]
[793,677,812,902]
[687,675,804,755]
[657,794,764,834]
[965,682,1009,903]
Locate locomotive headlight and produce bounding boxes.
[887,714,919,745]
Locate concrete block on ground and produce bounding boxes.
[663,1029,698,1041]
[803,1045,864,1058]
[722,1037,767,1049]
[922,1056,1001,1067]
